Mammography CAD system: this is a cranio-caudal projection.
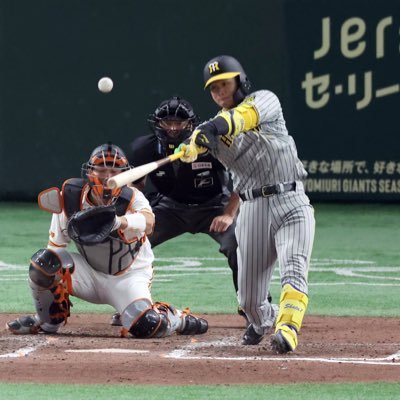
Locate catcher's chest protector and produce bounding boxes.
[62,178,141,275]
[62,178,132,218]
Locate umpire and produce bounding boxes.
[111,96,245,323]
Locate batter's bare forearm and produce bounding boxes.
[224,192,240,218]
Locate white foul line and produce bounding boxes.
[164,340,400,366]
[66,348,149,354]
[2,336,399,367]
[165,354,400,366]
[0,337,56,359]
[0,346,38,359]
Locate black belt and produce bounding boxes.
[239,182,296,201]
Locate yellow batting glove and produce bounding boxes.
[174,143,186,154]
[190,129,208,155]
[175,142,200,163]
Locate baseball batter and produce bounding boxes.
[177,55,315,353]
[108,97,273,327]
[7,143,208,338]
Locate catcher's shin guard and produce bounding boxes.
[179,308,208,335]
[29,248,74,333]
[129,308,169,338]
[270,284,308,353]
[122,300,175,338]
[121,301,208,338]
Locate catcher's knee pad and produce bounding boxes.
[29,248,74,330]
[275,284,308,333]
[29,248,74,288]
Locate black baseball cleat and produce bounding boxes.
[270,331,292,354]
[180,314,208,335]
[6,315,42,335]
[241,324,263,345]
[270,325,297,354]
[110,312,122,326]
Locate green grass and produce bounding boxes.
[1,202,400,316]
[0,203,52,263]
[313,203,400,265]
[1,202,400,397]
[1,382,400,400]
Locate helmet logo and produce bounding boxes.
[208,62,220,74]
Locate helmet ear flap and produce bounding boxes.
[233,75,252,104]
[240,76,252,94]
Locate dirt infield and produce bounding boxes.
[1,313,399,385]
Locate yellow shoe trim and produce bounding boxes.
[277,324,298,351]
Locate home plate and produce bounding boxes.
[66,348,149,354]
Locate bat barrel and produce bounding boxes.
[107,162,156,189]
[107,151,184,190]
[106,177,120,190]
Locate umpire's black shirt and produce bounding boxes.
[127,134,230,204]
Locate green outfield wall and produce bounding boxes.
[0,0,398,201]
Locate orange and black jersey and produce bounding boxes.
[127,134,230,204]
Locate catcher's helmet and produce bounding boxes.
[203,55,251,104]
[83,143,130,203]
[148,96,199,154]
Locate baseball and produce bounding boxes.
[98,77,113,93]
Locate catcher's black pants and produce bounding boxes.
[149,194,239,292]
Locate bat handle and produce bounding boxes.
[168,150,184,162]
[156,150,185,168]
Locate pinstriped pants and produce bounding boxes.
[236,182,315,334]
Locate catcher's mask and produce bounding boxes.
[147,96,199,154]
[203,55,252,105]
[82,143,130,204]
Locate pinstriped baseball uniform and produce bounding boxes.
[212,90,315,334]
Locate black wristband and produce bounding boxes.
[200,117,229,137]
[210,116,229,136]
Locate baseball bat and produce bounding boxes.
[107,150,184,189]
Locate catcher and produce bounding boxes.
[6,143,208,338]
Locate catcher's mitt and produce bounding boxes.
[67,205,117,246]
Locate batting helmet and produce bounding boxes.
[203,55,252,104]
[82,143,130,203]
[148,96,199,154]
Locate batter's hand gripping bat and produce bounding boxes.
[107,150,184,189]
